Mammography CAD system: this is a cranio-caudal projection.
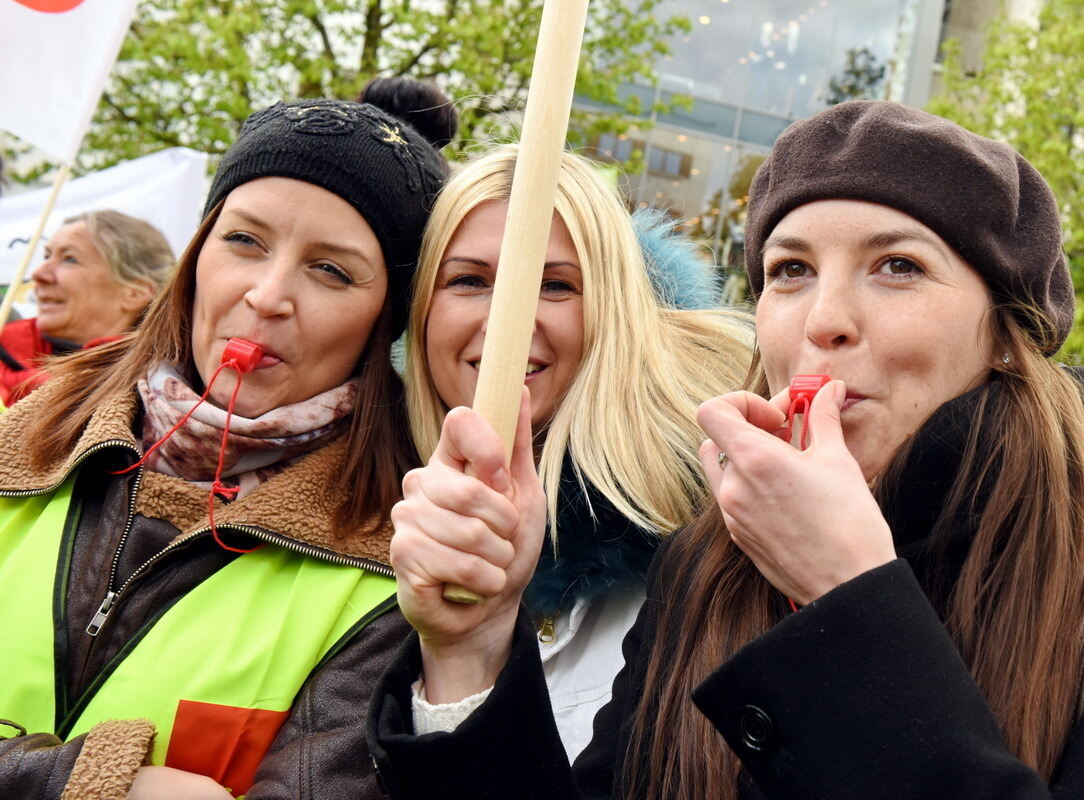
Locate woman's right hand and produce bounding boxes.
[126,766,232,799]
[390,388,546,703]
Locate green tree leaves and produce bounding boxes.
[928,0,1084,356]
[8,0,685,175]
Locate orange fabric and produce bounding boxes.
[164,699,289,797]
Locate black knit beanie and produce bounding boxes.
[744,101,1073,354]
[204,98,448,335]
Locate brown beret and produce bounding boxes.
[744,101,1074,354]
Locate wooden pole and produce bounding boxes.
[442,0,590,604]
[0,162,72,330]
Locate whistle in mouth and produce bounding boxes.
[789,374,831,404]
[221,338,264,373]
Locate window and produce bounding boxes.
[591,133,691,179]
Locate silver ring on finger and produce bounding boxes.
[717,450,728,468]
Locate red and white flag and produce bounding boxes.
[0,0,139,163]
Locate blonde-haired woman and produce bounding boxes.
[391,144,753,758]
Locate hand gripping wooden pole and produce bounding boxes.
[442,0,590,604]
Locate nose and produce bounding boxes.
[803,277,860,350]
[476,296,539,338]
[31,255,56,286]
[243,259,295,318]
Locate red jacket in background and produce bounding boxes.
[0,318,53,406]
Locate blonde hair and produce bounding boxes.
[406,145,753,536]
[64,209,175,290]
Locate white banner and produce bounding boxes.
[0,148,209,300]
[0,0,140,163]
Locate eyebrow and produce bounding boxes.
[761,228,950,261]
[224,209,376,266]
[439,256,581,271]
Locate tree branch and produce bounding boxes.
[309,10,336,63]
[102,90,184,148]
[360,0,383,75]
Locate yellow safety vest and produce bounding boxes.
[0,475,396,797]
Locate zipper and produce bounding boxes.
[538,616,557,644]
[0,439,140,499]
[2,437,396,630]
[85,520,394,637]
[86,465,144,635]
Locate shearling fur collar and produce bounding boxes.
[0,377,393,566]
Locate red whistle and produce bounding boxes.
[789,374,831,403]
[222,338,264,373]
[785,374,831,454]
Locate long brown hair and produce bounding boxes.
[625,306,1084,798]
[27,203,416,535]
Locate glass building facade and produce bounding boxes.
[580,0,947,251]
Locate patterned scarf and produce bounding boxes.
[136,364,357,498]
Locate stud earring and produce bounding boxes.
[1001,353,1011,365]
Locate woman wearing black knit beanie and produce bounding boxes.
[0,81,448,799]
[367,101,1084,800]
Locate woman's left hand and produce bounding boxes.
[697,380,897,605]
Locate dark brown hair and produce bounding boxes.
[625,306,1084,798]
[27,202,416,534]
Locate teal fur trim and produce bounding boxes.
[632,207,721,310]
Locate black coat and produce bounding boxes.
[368,382,1084,799]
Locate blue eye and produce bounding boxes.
[314,262,352,285]
[541,279,576,295]
[224,232,258,247]
[446,274,488,289]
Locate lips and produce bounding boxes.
[468,359,549,378]
[841,391,867,412]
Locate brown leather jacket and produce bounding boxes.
[0,376,410,800]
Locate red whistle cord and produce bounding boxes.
[783,393,811,614]
[781,375,830,614]
[115,357,263,555]
[207,364,261,554]
[784,394,813,452]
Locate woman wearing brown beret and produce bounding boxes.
[368,100,1084,799]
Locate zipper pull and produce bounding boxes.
[538,616,557,644]
[86,591,117,636]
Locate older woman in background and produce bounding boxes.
[0,209,174,404]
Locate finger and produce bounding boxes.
[508,387,537,496]
[412,469,520,536]
[698,393,790,458]
[392,529,508,597]
[806,379,848,451]
[432,407,509,492]
[698,437,726,497]
[766,385,794,416]
[394,500,516,568]
[705,390,788,434]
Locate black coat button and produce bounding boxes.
[738,704,775,751]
